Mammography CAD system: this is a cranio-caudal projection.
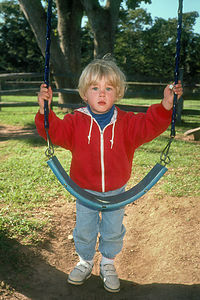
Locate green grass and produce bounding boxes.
[1,95,37,102]
[0,137,73,244]
[131,136,200,198]
[119,97,160,106]
[119,97,200,110]
[0,96,200,245]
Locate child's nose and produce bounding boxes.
[99,89,105,96]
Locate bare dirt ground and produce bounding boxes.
[0,124,200,300]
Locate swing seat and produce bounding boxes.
[47,156,168,211]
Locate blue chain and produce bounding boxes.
[44,0,52,129]
[160,0,183,165]
[171,0,183,138]
[44,0,54,157]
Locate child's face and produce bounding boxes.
[84,77,117,114]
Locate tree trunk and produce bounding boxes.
[18,0,122,103]
[19,0,83,104]
[56,0,83,104]
[82,0,121,58]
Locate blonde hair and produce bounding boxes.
[78,58,126,101]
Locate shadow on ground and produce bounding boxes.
[0,124,46,147]
[0,235,199,300]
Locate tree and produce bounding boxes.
[18,0,151,104]
[18,0,84,104]
[0,0,43,72]
[82,0,121,57]
[180,12,200,82]
[114,8,153,79]
[114,9,200,83]
[81,0,151,58]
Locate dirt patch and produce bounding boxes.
[0,124,200,300]
[0,124,37,141]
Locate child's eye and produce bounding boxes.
[106,87,112,91]
[92,87,98,91]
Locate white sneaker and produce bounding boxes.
[100,264,120,293]
[68,261,93,285]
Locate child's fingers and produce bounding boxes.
[48,86,53,97]
[44,91,51,99]
[39,84,52,98]
[40,83,51,92]
[174,84,183,95]
[169,81,183,95]
[40,86,48,94]
[38,91,49,100]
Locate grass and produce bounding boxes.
[0,96,200,245]
[0,137,73,244]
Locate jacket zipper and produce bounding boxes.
[100,124,111,193]
[89,114,116,193]
[100,131,105,192]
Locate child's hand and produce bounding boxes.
[38,84,53,114]
[162,80,183,111]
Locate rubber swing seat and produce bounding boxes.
[47,156,168,211]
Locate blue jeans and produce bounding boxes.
[73,186,126,261]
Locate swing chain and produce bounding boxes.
[43,0,53,159]
[160,137,174,166]
[45,129,54,158]
[160,0,183,167]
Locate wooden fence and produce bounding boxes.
[0,73,200,116]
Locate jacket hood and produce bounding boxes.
[76,106,118,148]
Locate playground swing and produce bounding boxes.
[42,0,183,211]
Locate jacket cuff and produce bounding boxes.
[36,110,45,120]
[159,102,173,118]
[36,109,54,120]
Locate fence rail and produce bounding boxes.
[0,73,200,116]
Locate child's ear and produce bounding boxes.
[83,95,87,102]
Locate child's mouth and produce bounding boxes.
[98,101,106,105]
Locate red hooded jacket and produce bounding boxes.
[35,104,172,192]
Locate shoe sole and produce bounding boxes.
[100,273,120,293]
[67,272,92,285]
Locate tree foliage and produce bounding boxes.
[0,0,43,72]
[115,9,200,82]
[0,0,199,88]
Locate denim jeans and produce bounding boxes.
[73,186,126,261]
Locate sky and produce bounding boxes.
[140,0,200,34]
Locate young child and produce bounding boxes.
[35,58,183,293]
